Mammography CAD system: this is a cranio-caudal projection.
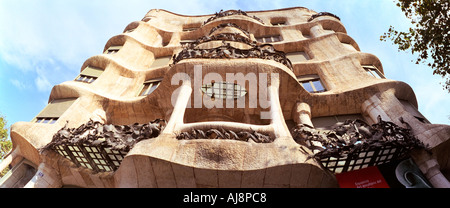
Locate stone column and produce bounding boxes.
[310,24,324,38]
[412,150,450,188]
[361,94,392,123]
[292,102,313,127]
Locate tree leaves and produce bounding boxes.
[381,0,450,92]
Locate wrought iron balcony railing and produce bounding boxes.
[203,9,265,26]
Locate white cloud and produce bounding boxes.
[34,75,52,92]
[10,79,28,90]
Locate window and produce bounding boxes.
[104,46,122,54]
[75,66,104,84]
[139,79,161,96]
[297,75,326,93]
[363,65,385,79]
[271,21,287,26]
[201,82,247,99]
[75,75,96,83]
[182,27,198,32]
[180,39,196,46]
[150,56,172,68]
[33,98,77,124]
[35,117,58,124]
[54,144,126,172]
[125,28,135,33]
[270,17,287,26]
[286,52,310,63]
[256,35,283,43]
[312,114,365,131]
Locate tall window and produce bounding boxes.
[256,35,283,43]
[363,65,385,79]
[150,56,172,68]
[33,98,77,124]
[297,74,326,93]
[75,66,104,84]
[139,79,162,96]
[286,51,310,63]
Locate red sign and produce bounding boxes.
[335,166,390,188]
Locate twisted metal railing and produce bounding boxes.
[308,12,341,22]
[171,43,293,70]
[292,116,428,173]
[41,119,166,172]
[176,128,273,143]
[203,9,265,26]
[208,23,251,37]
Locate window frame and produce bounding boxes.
[74,66,104,84]
[297,74,327,93]
[255,35,283,43]
[201,81,247,100]
[150,56,173,68]
[286,51,310,63]
[104,46,122,55]
[32,98,77,124]
[138,79,162,96]
[362,65,385,79]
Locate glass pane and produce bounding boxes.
[272,36,280,42]
[311,80,325,92]
[147,82,160,95]
[140,84,150,96]
[301,82,314,92]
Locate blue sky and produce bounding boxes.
[0,0,449,129]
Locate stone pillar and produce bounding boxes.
[412,150,450,188]
[361,94,392,123]
[292,102,313,127]
[310,24,324,38]
[24,151,62,188]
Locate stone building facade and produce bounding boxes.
[1,7,450,188]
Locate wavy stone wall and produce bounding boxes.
[5,7,450,188]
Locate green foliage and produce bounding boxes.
[380,0,450,92]
[0,114,11,177]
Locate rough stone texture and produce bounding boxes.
[3,7,450,188]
